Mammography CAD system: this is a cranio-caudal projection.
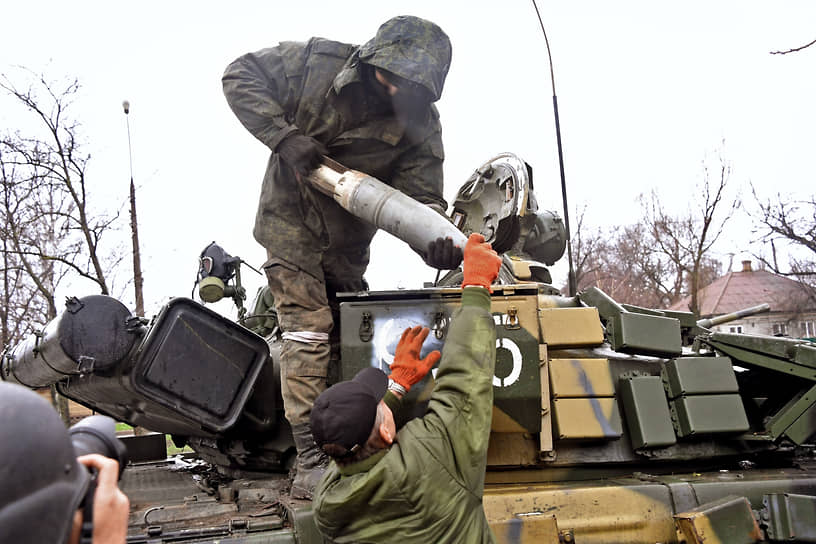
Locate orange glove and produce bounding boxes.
[461,233,501,292]
[389,326,441,392]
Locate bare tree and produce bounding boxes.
[573,149,734,314]
[609,223,681,308]
[752,192,816,301]
[0,145,54,344]
[572,206,607,291]
[0,70,122,419]
[574,219,690,309]
[770,37,816,55]
[643,151,737,317]
[0,237,49,348]
[0,70,121,301]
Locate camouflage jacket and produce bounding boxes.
[222,34,448,278]
[313,287,497,543]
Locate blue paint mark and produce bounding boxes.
[589,397,616,437]
[506,517,522,543]
[571,358,594,396]
[570,359,616,437]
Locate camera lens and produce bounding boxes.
[69,415,129,479]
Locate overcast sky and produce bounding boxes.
[1,1,814,316]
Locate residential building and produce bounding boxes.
[670,260,816,339]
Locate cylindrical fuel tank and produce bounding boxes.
[1,295,137,388]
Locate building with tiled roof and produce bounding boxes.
[669,260,816,338]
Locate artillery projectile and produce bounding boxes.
[303,158,468,255]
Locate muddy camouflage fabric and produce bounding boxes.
[222,16,452,428]
[313,288,497,543]
[222,15,451,280]
[264,261,366,424]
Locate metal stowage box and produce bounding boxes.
[670,394,750,437]
[610,312,682,357]
[662,357,739,399]
[619,375,677,448]
[538,307,604,348]
[552,397,622,440]
[675,495,761,544]
[339,285,543,434]
[549,358,615,398]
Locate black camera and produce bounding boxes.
[69,415,129,479]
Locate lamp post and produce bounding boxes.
[123,100,145,317]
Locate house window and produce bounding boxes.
[802,321,815,338]
[773,323,788,336]
[729,325,743,333]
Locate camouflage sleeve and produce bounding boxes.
[222,41,308,151]
[390,119,448,214]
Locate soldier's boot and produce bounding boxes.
[290,422,329,500]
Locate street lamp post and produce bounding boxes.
[123,100,145,317]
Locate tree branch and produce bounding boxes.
[770,37,816,55]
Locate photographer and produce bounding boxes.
[0,382,130,544]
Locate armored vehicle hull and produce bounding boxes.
[6,284,816,543]
[4,154,816,542]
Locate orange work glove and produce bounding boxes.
[389,326,441,392]
[461,233,502,292]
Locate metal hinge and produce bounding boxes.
[506,306,520,329]
[432,311,448,340]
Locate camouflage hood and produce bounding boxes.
[358,15,451,102]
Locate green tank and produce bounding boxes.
[3,154,816,543]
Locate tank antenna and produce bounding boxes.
[531,1,577,296]
[123,100,145,317]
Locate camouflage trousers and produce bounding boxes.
[264,251,368,426]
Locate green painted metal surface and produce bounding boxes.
[671,394,750,437]
[763,493,816,542]
[339,289,542,433]
[662,357,739,399]
[766,383,816,442]
[793,343,816,369]
[619,376,677,449]
[611,312,682,357]
[785,399,816,445]
[675,495,761,544]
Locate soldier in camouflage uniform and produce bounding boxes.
[222,16,460,498]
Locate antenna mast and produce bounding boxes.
[532,1,577,296]
[123,100,145,317]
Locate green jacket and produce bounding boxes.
[313,287,497,543]
[222,25,449,279]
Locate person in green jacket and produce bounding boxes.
[311,233,501,543]
[222,15,462,499]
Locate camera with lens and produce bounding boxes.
[69,415,130,479]
[0,382,131,544]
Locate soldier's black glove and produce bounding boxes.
[276,132,327,178]
[424,237,464,270]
